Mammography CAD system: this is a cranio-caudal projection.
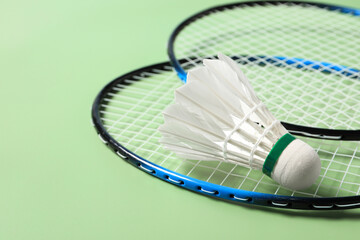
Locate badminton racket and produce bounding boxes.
[167,1,360,139]
[92,60,360,210]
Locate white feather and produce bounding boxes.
[158,53,321,190]
[159,53,287,169]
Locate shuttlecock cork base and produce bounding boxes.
[159,53,321,191]
[263,133,321,190]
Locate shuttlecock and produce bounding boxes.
[159,53,321,190]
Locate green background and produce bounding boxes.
[1,0,360,239]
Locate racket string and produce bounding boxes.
[99,66,360,198]
[174,3,360,130]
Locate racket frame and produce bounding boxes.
[92,61,360,210]
[167,1,360,140]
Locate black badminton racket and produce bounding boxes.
[168,1,360,139]
[92,60,360,210]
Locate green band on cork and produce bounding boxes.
[262,133,296,177]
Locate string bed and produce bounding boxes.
[98,64,360,198]
[170,2,360,130]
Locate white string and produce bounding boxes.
[175,4,360,130]
[100,66,360,198]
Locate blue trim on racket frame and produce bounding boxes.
[173,56,360,82]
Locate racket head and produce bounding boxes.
[167,1,360,138]
[92,61,360,210]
